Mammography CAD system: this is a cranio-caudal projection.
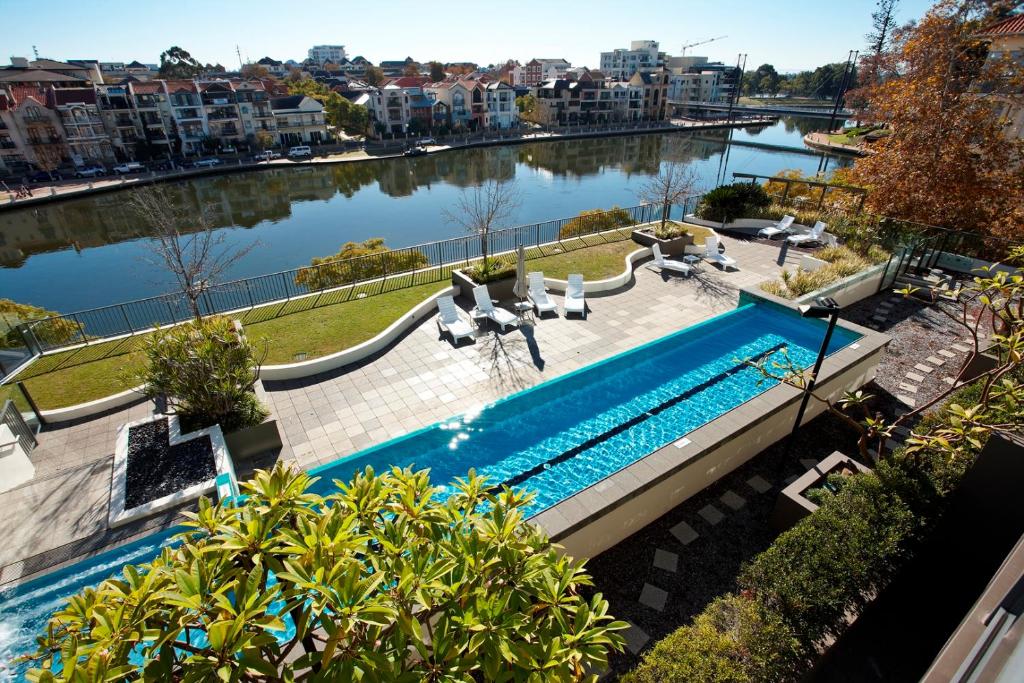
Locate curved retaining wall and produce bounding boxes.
[542,247,651,293]
[39,385,146,424]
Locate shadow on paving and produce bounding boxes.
[582,408,868,680]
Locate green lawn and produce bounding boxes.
[5,235,645,409]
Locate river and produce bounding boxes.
[0,116,848,313]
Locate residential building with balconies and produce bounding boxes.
[600,40,665,81]
[96,83,142,159]
[270,95,327,146]
[198,80,244,144]
[233,80,276,142]
[308,45,347,66]
[629,68,669,120]
[50,87,115,165]
[484,81,518,129]
[166,80,207,156]
[523,58,571,87]
[974,14,1024,141]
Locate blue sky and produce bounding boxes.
[8,0,936,73]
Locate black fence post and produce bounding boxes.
[120,304,134,334]
[72,314,88,346]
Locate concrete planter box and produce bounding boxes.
[631,227,693,256]
[452,268,516,302]
[771,451,872,532]
[959,345,1000,382]
[224,418,282,460]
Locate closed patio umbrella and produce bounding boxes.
[513,244,529,303]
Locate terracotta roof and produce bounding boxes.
[131,82,164,94]
[6,85,49,107]
[978,14,1024,36]
[384,76,429,88]
[164,80,198,93]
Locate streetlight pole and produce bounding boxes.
[827,50,858,134]
[792,297,841,435]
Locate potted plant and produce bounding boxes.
[771,451,872,531]
[631,221,696,256]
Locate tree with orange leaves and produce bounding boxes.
[844,0,1024,239]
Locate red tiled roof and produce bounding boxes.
[6,84,49,107]
[131,81,164,94]
[164,80,198,93]
[385,76,429,88]
[978,14,1024,36]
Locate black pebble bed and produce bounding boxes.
[125,419,216,510]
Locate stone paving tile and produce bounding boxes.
[697,504,725,526]
[800,458,818,470]
[622,621,650,655]
[639,583,669,612]
[669,520,699,545]
[652,549,679,573]
[906,371,926,383]
[938,349,956,358]
[746,475,772,493]
[720,490,747,510]
[952,343,972,353]
[784,474,800,485]
[913,363,935,374]
[898,383,919,393]
[896,394,918,407]
[926,355,945,366]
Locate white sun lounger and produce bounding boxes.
[472,285,520,331]
[648,242,692,276]
[704,235,737,270]
[758,214,795,239]
[787,221,827,246]
[436,296,475,344]
[564,274,586,317]
[527,272,558,316]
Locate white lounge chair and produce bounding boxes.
[648,242,692,276]
[758,214,795,239]
[472,285,520,331]
[527,272,558,317]
[704,236,737,270]
[436,296,475,344]
[787,221,827,247]
[564,274,586,317]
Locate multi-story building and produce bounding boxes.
[131,82,176,154]
[484,81,518,129]
[50,87,115,165]
[974,14,1024,141]
[233,80,276,141]
[523,59,571,86]
[255,57,289,78]
[165,80,207,155]
[308,45,347,66]
[95,83,141,159]
[198,80,244,145]
[366,77,435,135]
[629,69,670,120]
[426,79,487,131]
[600,40,665,80]
[270,95,327,146]
[529,71,642,126]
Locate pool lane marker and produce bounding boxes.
[493,342,788,492]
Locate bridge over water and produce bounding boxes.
[669,101,854,119]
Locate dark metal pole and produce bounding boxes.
[792,311,839,435]
[827,50,857,134]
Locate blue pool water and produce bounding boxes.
[0,302,858,679]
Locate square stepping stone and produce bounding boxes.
[720,490,747,510]
[913,364,935,374]
[952,343,971,353]
[896,394,917,407]
[926,355,945,367]
[653,549,679,573]
[623,621,650,655]
[800,458,818,470]
[639,583,668,612]
[906,372,925,383]
[898,383,919,394]
[938,349,956,358]
[698,504,725,526]
[747,475,772,493]
[784,474,799,485]
[670,520,699,545]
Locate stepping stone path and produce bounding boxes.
[784,474,799,485]
[653,549,679,573]
[914,363,935,374]
[800,458,818,471]
[952,343,972,353]
[938,349,956,359]
[720,490,747,511]
[906,372,925,383]
[623,621,650,655]
[898,383,919,394]
[698,504,725,526]
[926,355,945,367]
[639,583,668,612]
[747,475,772,494]
[670,520,699,545]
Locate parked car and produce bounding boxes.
[113,162,146,174]
[221,145,237,154]
[192,158,222,168]
[74,165,106,178]
[287,145,312,158]
[403,146,428,157]
[27,170,60,183]
[254,150,281,162]
[418,137,436,145]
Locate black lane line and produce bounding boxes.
[492,342,788,491]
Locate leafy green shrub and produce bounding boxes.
[696,183,771,222]
[24,465,627,681]
[652,221,689,240]
[559,206,637,239]
[623,594,800,683]
[759,246,887,299]
[133,316,268,432]
[463,260,517,284]
[294,238,429,291]
[0,299,78,349]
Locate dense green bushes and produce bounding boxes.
[760,245,889,299]
[695,183,772,223]
[558,206,637,239]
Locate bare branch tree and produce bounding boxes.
[129,185,258,322]
[443,179,522,272]
[635,140,701,230]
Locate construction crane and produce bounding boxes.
[679,35,727,57]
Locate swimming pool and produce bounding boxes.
[0,302,859,679]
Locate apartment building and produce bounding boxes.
[529,71,643,126]
[975,14,1024,140]
[629,69,670,120]
[50,87,115,165]
[600,40,665,80]
[523,59,571,86]
[270,95,327,145]
[308,45,347,66]
[484,81,517,129]
[96,83,142,159]
[165,80,207,155]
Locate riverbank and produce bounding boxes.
[803,131,869,156]
[0,117,775,211]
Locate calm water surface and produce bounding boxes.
[0,116,847,312]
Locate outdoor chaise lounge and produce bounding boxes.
[436,295,475,344]
[564,274,586,317]
[787,221,827,247]
[704,236,738,270]
[648,242,692,276]
[472,285,520,331]
[527,272,559,317]
[758,214,795,239]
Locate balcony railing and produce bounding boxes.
[207,111,238,121]
[0,140,17,149]
[27,136,62,145]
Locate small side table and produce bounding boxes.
[469,307,490,329]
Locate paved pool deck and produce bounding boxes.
[0,235,803,585]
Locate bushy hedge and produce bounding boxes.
[695,183,771,223]
[559,206,637,239]
[760,245,889,300]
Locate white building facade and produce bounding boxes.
[599,40,664,80]
[308,45,347,66]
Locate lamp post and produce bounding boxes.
[792,297,841,435]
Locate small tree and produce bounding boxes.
[403,61,421,76]
[129,185,257,322]
[158,45,203,79]
[364,65,385,86]
[24,464,627,681]
[133,316,267,431]
[443,180,522,274]
[635,145,701,230]
[428,60,446,82]
[294,238,429,291]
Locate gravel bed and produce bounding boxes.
[125,419,215,510]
